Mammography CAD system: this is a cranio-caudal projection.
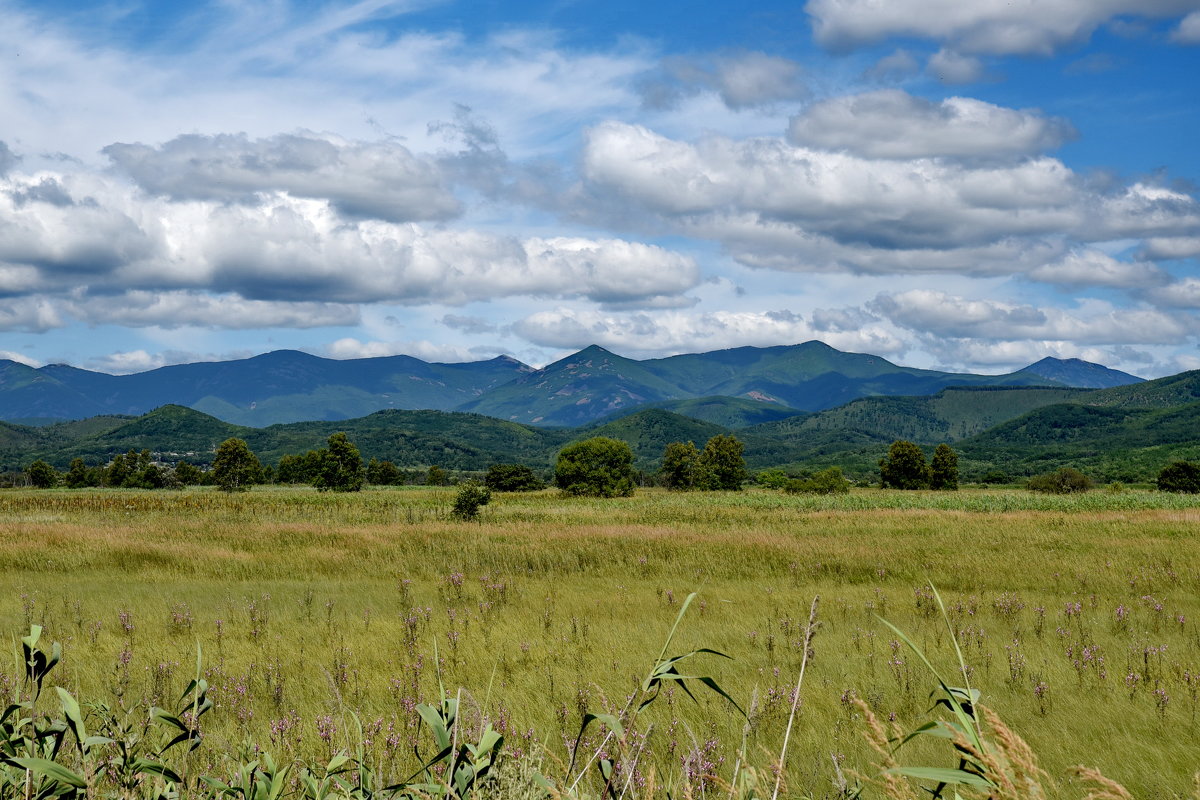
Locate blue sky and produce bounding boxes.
[1,0,1198,377]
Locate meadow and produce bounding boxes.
[1,486,1198,798]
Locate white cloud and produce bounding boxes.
[805,0,1200,55]
[872,289,1193,344]
[0,171,700,311]
[926,49,988,84]
[787,90,1074,159]
[577,122,1200,278]
[1140,236,1200,260]
[325,337,486,363]
[0,296,65,332]
[1146,278,1200,309]
[104,132,460,223]
[1171,11,1200,42]
[863,49,921,81]
[1027,249,1168,288]
[640,52,808,110]
[513,306,906,357]
[0,350,42,367]
[67,291,362,329]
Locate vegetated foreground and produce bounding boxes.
[1,487,1198,798]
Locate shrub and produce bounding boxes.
[1027,467,1093,494]
[451,481,492,520]
[755,468,790,489]
[366,458,403,486]
[484,463,545,492]
[1157,460,1200,493]
[173,460,202,486]
[555,437,636,497]
[783,466,851,495]
[879,440,931,489]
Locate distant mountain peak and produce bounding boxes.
[1017,357,1143,389]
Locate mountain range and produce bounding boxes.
[0,342,1143,428]
[2,350,1195,485]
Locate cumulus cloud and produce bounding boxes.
[513,306,905,356]
[863,49,921,81]
[67,291,361,329]
[440,314,500,335]
[104,132,460,223]
[787,90,1074,159]
[84,349,211,375]
[0,141,18,175]
[1145,278,1200,309]
[1172,11,1200,42]
[640,52,807,110]
[0,297,65,332]
[1140,236,1200,260]
[926,49,989,84]
[871,289,1193,344]
[1027,249,1169,288]
[576,121,1200,277]
[805,0,1200,55]
[0,170,700,311]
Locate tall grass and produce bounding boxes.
[0,486,1197,796]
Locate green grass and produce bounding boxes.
[1,486,1199,797]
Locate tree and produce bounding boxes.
[278,451,324,484]
[930,443,959,491]
[659,441,705,491]
[555,437,637,497]
[1157,461,1200,493]
[484,463,545,492]
[174,461,202,486]
[26,460,57,489]
[451,481,492,520]
[879,440,931,490]
[755,468,790,489]
[212,438,262,492]
[313,432,364,492]
[64,458,93,489]
[426,465,450,486]
[698,434,747,490]
[366,458,403,486]
[1027,467,1092,494]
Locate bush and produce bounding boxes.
[1157,460,1200,493]
[783,466,851,495]
[755,468,790,489]
[555,437,636,497]
[484,463,545,492]
[451,481,492,520]
[366,458,403,486]
[1027,467,1093,494]
[879,440,931,489]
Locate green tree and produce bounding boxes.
[484,463,545,492]
[755,468,790,489]
[277,451,324,484]
[451,481,492,520]
[426,465,450,486]
[212,438,262,492]
[880,440,931,490]
[698,434,747,490]
[313,432,365,492]
[64,458,92,489]
[555,437,637,497]
[174,461,202,486]
[930,443,959,491]
[659,441,705,491]
[366,458,403,486]
[26,460,58,489]
[104,452,130,487]
[1156,461,1200,493]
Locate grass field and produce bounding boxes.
[1,486,1198,798]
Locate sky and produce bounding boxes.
[1,0,1199,377]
